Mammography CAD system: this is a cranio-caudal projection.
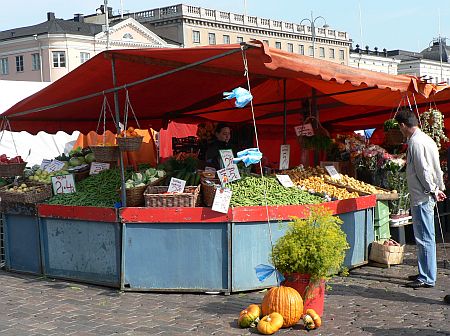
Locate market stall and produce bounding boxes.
[1,42,448,291]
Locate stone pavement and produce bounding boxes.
[0,244,449,336]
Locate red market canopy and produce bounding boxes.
[2,41,449,134]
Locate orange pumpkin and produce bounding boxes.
[257,312,284,335]
[261,286,303,327]
[303,308,322,330]
[238,304,262,328]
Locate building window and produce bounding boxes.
[208,33,216,45]
[299,44,304,55]
[237,36,244,43]
[15,55,24,72]
[0,58,8,75]
[308,46,314,56]
[223,35,230,44]
[193,30,200,43]
[31,53,41,71]
[275,41,281,49]
[319,47,325,58]
[53,51,66,68]
[80,52,90,64]
[287,43,294,53]
[329,48,335,59]
[339,49,345,60]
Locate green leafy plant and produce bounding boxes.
[302,135,333,151]
[419,108,448,150]
[271,206,350,283]
[383,118,399,131]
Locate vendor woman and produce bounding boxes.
[205,123,233,169]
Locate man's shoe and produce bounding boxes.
[405,280,434,289]
[407,274,420,281]
[444,295,450,304]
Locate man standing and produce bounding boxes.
[395,109,446,289]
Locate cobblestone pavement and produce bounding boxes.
[0,244,449,336]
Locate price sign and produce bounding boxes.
[294,123,314,137]
[44,159,65,173]
[276,174,295,188]
[89,162,110,175]
[51,174,76,195]
[217,164,241,184]
[212,187,232,214]
[325,165,341,180]
[279,144,290,170]
[168,177,186,193]
[219,149,235,168]
[40,159,52,170]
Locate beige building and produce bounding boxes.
[87,4,352,65]
[349,45,400,75]
[0,13,176,82]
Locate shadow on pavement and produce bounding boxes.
[362,326,449,335]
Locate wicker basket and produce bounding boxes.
[117,136,143,152]
[123,184,148,207]
[201,178,220,207]
[89,146,120,162]
[369,239,405,266]
[144,185,200,207]
[0,162,27,177]
[384,129,404,146]
[0,182,52,204]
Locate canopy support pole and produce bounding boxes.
[111,56,127,207]
[283,79,287,144]
[312,88,319,166]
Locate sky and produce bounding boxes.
[1,1,449,52]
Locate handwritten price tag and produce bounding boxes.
[168,177,186,193]
[217,164,241,184]
[279,144,290,170]
[294,123,314,137]
[212,188,232,214]
[219,149,234,169]
[276,174,295,188]
[40,159,52,170]
[51,174,76,194]
[44,160,65,173]
[89,162,110,175]
[325,165,341,179]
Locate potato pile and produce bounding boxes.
[324,174,395,195]
[288,174,359,200]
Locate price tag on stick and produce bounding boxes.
[217,164,241,184]
[325,165,341,180]
[51,174,76,195]
[212,188,232,214]
[276,174,295,188]
[279,144,290,170]
[219,149,234,168]
[168,177,186,193]
[89,162,110,175]
[294,123,314,137]
[40,159,52,170]
[44,159,65,173]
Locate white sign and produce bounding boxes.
[51,174,76,194]
[217,164,241,184]
[40,159,52,170]
[294,123,314,137]
[325,165,341,180]
[44,159,65,173]
[168,177,186,193]
[89,162,110,175]
[212,188,232,214]
[276,174,295,188]
[279,144,290,170]
[219,149,235,169]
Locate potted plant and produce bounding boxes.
[270,206,349,316]
[383,118,404,146]
[419,108,448,150]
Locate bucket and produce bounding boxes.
[283,273,325,316]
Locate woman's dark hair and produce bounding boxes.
[215,123,231,134]
[394,109,418,128]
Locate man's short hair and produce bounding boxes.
[394,109,418,127]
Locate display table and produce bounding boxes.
[3,195,376,293]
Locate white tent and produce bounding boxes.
[0,80,79,166]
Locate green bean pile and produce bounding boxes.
[46,168,131,207]
[229,176,324,207]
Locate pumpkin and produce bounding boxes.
[261,286,303,327]
[303,308,322,330]
[238,304,262,328]
[257,312,284,335]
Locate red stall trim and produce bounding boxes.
[38,204,118,223]
[120,207,230,223]
[230,195,376,223]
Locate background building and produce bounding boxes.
[0,12,176,82]
[349,45,400,74]
[85,4,352,65]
